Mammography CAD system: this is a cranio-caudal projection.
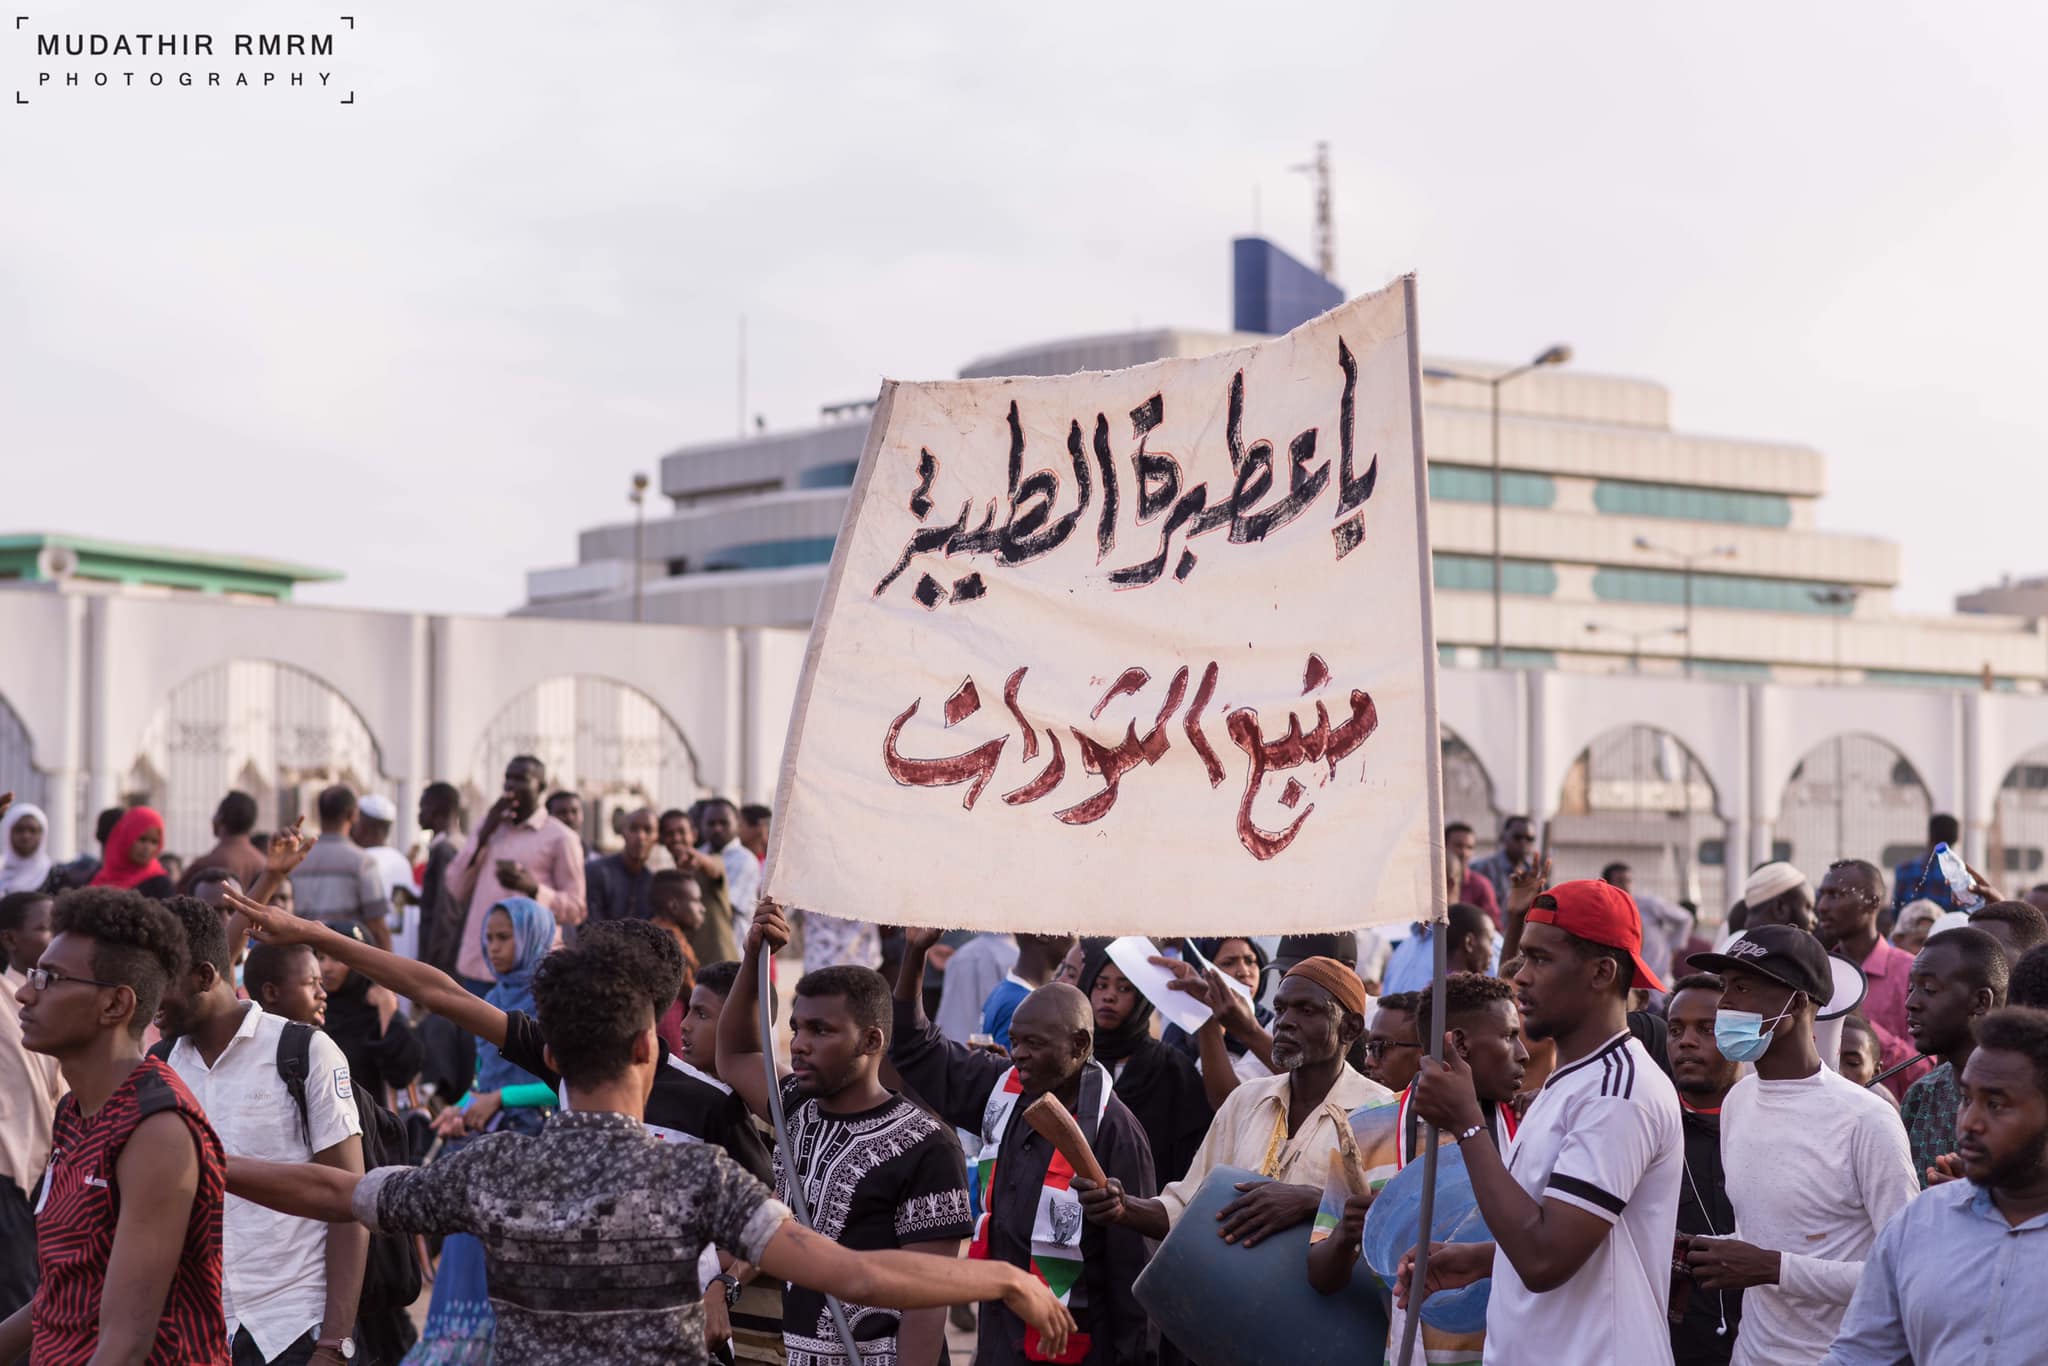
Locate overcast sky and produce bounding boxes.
[6,1,2042,618]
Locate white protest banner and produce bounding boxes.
[765,276,1443,936]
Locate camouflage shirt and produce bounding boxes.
[357,1109,790,1365]
[1900,1061,1960,1188]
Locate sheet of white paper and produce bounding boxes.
[1106,935,1248,1035]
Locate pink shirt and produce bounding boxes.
[447,809,586,981]
[1859,937,1915,1042]
[1859,937,1933,1100]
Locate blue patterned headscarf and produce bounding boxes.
[474,897,555,1092]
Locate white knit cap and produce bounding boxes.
[1742,861,1810,906]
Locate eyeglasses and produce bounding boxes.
[25,967,123,992]
[1365,1039,1421,1061]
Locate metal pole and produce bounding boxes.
[757,951,863,1361]
[1490,378,1503,669]
[1682,559,1695,678]
[633,497,646,625]
[1395,910,1451,1366]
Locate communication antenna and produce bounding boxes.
[1289,140,1334,279]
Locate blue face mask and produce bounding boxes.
[1714,999,1797,1063]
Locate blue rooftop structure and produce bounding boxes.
[1231,236,1344,335]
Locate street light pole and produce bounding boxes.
[1634,539,1736,677]
[1585,621,1685,674]
[630,472,650,624]
[1810,586,1860,684]
[1491,377,1503,670]
[1425,345,1571,669]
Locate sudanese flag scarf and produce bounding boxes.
[967,1061,1112,1365]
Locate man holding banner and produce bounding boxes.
[1401,882,1683,1365]
[764,278,1448,1362]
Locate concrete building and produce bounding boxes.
[11,530,2048,920]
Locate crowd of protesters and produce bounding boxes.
[7,776,2048,1365]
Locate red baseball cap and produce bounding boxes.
[1523,879,1667,991]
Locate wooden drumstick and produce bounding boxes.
[1022,1093,1107,1186]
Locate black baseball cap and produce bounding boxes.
[1688,924,1834,1000]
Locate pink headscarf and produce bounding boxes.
[89,807,167,890]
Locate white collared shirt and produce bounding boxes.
[168,1003,362,1357]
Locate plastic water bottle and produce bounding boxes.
[1932,842,1985,911]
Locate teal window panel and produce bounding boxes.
[1593,480,1792,528]
[1590,568,1853,614]
[701,536,838,571]
[796,461,859,489]
[1429,464,1555,508]
[1867,669,2014,692]
[1433,554,1558,597]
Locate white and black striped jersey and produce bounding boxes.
[1485,1030,1684,1365]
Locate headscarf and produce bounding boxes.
[0,802,52,894]
[1075,938,1212,1184]
[1076,940,1154,1064]
[474,897,555,1092]
[89,807,167,891]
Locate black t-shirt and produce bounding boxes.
[498,1009,772,1183]
[770,1076,973,1366]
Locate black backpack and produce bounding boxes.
[154,1021,425,1314]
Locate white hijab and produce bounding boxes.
[0,803,52,894]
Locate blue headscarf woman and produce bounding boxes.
[405,897,557,1366]
[472,896,554,1096]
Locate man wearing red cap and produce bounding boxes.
[1405,880,1684,1365]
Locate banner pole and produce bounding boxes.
[1395,273,1450,1366]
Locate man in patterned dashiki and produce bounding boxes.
[720,902,977,1366]
[222,937,1075,1366]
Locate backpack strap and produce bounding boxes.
[276,1020,315,1149]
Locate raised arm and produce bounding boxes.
[1497,856,1552,967]
[716,900,788,1123]
[225,887,509,1048]
[755,1219,1073,1359]
[890,927,1003,1130]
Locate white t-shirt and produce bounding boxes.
[1485,1031,1682,1366]
[1720,1065,1918,1366]
[168,1004,362,1358]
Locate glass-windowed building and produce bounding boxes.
[519,243,2047,692]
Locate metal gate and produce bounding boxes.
[130,661,385,860]
[469,675,705,849]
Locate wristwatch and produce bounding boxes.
[1453,1122,1485,1145]
[314,1338,355,1361]
[711,1271,742,1308]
